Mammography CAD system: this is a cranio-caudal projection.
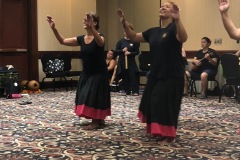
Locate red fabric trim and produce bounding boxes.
[137,111,146,123]
[75,104,111,120]
[147,123,176,137]
[138,110,176,137]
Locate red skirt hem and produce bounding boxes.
[138,111,176,137]
[75,104,111,120]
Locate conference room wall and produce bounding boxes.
[37,0,240,81]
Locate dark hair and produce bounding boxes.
[202,37,211,45]
[110,49,117,59]
[106,49,117,60]
[109,49,115,53]
[90,13,100,30]
[169,1,179,11]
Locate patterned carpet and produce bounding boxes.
[0,89,239,160]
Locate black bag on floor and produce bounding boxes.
[5,78,21,98]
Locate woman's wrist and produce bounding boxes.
[122,18,126,24]
[122,19,128,28]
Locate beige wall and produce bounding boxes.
[117,0,160,51]
[38,0,72,51]
[38,0,240,51]
[37,0,96,80]
[37,0,240,81]
[71,0,96,51]
[97,0,119,50]
[38,0,96,51]
[162,0,240,50]
[96,0,160,51]
[97,0,240,51]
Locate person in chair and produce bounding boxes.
[106,49,117,84]
[184,37,219,99]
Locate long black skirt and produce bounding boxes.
[138,77,184,137]
[75,72,111,120]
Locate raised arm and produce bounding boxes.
[107,59,116,71]
[171,5,188,42]
[85,13,105,47]
[218,0,240,40]
[46,15,78,46]
[117,8,145,43]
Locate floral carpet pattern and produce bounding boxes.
[0,89,239,160]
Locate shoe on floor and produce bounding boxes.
[199,94,207,99]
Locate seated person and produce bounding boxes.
[105,49,116,84]
[184,37,219,99]
[110,56,124,92]
[110,55,119,84]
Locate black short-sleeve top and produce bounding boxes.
[142,23,184,79]
[77,34,107,74]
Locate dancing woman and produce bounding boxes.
[47,13,111,130]
[117,1,188,143]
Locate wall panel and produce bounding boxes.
[0,0,27,49]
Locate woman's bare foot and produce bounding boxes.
[83,120,100,130]
[165,137,175,143]
[79,121,91,126]
[152,134,166,141]
[159,137,175,145]
[99,120,106,127]
[156,136,166,141]
[83,120,106,130]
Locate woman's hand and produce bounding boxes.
[218,0,230,13]
[46,15,55,28]
[122,47,128,52]
[117,8,126,24]
[84,13,94,29]
[171,4,180,21]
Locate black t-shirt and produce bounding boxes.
[194,48,219,71]
[77,34,107,74]
[142,23,184,79]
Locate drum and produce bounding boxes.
[27,80,40,91]
[20,80,29,89]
